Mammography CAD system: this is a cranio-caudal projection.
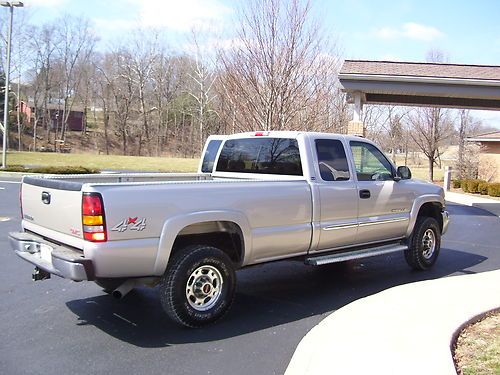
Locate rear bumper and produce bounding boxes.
[9,232,94,281]
[442,210,450,235]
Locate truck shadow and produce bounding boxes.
[65,247,487,348]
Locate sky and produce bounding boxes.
[6,0,500,128]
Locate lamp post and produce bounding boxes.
[1,1,23,169]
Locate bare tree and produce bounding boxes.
[409,107,454,181]
[216,0,341,132]
[187,34,217,151]
[55,16,97,141]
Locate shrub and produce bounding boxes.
[466,179,485,194]
[488,183,500,197]
[452,179,462,189]
[478,182,489,195]
[461,179,471,193]
[3,165,99,174]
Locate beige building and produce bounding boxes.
[467,131,500,182]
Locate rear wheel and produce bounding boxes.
[159,245,236,328]
[405,216,441,270]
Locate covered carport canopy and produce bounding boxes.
[338,60,500,129]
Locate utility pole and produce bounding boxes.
[1,1,24,168]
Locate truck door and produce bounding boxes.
[314,138,359,251]
[349,141,412,244]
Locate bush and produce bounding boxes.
[452,179,462,189]
[478,182,489,195]
[466,179,486,194]
[488,183,500,197]
[3,165,99,174]
[461,179,471,193]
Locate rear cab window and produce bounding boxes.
[201,139,224,173]
[216,137,303,176]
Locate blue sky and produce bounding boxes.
[10,0,500,127]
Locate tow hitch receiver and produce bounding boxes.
[32,267,51,281]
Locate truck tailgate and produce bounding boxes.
[21,177,84,241]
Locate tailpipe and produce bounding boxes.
[112,280,136,299]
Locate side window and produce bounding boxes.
[201,139,223,173]
[315,139,350,181]
[350,141,394,181]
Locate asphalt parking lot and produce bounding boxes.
[1,176,499,375]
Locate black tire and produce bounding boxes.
[95,278,126,293]
[159,245,236,328]
[405,216,441,270]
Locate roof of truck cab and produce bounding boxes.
[228,131,370,143]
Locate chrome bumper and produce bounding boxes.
[9,232,94,281]
[442,210,450,235]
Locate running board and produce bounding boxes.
[305,244,408,266]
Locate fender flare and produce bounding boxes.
[153,210,253,275]
[405,194,445,237]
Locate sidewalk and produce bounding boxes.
[285,270,500,375]
[445,191,500,217]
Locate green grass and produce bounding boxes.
[3,151,445,181]
[3,151,199,173]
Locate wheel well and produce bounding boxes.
[417,202,443,231]
[171,221,244,267]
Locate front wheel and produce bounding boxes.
[405,216,441,270]
[159,245,236,328]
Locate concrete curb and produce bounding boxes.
[285,270,500,375]
[445,191,500,217]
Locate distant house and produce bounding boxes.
[467,131,500,182]
[18,101,86,132]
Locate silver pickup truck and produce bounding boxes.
[10,131,449,327]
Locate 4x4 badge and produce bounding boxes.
[111,217,147,232]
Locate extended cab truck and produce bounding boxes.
[9,131,449,327]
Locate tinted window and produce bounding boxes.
[350,141,394,181]
[216,138,302,176]
[201,140,223,173]
[315,139,350,181]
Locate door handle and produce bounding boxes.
[359,189,371,199]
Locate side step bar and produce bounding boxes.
[305,244,408,266]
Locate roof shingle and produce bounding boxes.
[340,60,500,81]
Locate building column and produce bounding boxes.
[347,91,365,136]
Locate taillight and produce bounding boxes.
[82,193,107,242]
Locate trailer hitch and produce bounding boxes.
[32,267,51,281]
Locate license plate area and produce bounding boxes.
[39,243,53,263]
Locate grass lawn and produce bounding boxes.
[4,151,199,173]
[454,312,500,375]
[3,151,444,181]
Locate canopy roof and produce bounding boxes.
[339,60,500,111]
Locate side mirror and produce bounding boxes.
[397,166,412,180]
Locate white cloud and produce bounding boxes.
[136,0,232,32]
[93,17,137,33]
[375,22,444,42]
[24,0,68,7]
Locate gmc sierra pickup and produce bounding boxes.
[9,131,449,327]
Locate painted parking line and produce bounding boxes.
[0,180,21,184]
[0,187,4,190]
[0,217,11,222]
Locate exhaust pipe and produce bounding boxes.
[112,279,136,299]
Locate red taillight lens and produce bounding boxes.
[82,193,107,242]
[82,195,103,216]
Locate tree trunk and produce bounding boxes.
[428,157,434,182]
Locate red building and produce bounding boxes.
[19,101,86,132]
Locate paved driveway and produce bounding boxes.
[1,177,499,375]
